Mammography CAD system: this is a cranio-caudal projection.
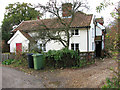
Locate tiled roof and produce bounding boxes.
[95,18,104,24]
[12,11,93,32]
[19,31,36,43]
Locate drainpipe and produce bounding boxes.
[94,21,97,57]
[87,27,89,60]
[103,30,105,57]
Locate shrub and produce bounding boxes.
[102,77,119,88]
[2,53,28,67]
[2,59,14,65]
[43,48,80,68]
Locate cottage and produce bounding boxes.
[7,3,106,57]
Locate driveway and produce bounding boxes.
[29,58,117,88]
[2,66,45,88]
[1,58,117,88]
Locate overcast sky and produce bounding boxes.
[0,0,119,26]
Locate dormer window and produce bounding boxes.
[71,29,79,35]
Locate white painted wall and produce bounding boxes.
[89,16,95,52]
[8,16,105,53]
[70,29,87,52]
[29,26,95,52]
[46,40,64,51]
[35,29,90,52]
[8,30,29,53]
[36,39,64,52]
[96,26,102,36]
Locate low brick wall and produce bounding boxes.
[79,52,95,60]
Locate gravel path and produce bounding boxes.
[32,58,117,88]
[1,58,117,88]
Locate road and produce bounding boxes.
[2,66,45,88]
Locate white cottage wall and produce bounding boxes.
[96,26,102,36]
[70,29,87,52]
[89,16,95,52]
[9,31,29,53]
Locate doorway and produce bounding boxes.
[95,41,102,57]
[16,43,22,54]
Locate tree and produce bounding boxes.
[2,2,41,42]
[96,1,120,88]
[35,0,88,48]
[105,20,118,53]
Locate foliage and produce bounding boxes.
[96,1,120,88]
[2,40,9,53]
[2,53,28,67]
[43,48,94,69]
[96,0,113,13]
[2,59,14,65]
[2,2,41,42]
[43,48,80,68]
[105,22,118,56]
[102,77,120,88]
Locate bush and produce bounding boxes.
[43,48,80,68]
[102,77,119,88]
[2,59,14,65]
[2,53,28,67]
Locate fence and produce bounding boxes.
[2,53,15,62]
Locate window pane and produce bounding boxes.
[75,29,79,35]
[43,44,46,51]
[75,44,79,51]
[71,44,74,50]
[71,30,74,35]
[40,44,42,50]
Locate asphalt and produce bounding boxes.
[1,66,45,88]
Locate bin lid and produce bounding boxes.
[32,53,43,56]
[27,53,33,55]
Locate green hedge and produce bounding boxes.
[43,48,81,68]
[2,59,14,65]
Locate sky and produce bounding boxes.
[0,0,119,26]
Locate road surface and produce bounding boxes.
[2,66,45,88]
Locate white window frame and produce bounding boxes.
[39,43,46,51]
[71,29,79,36]
[71,43,79,51]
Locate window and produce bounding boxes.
[75,29,79,35]
[43,44,46,51]
[71,43,79,51]
[71,29,79,35]
[75,44,79,50]
[71,30,74,35]
[39,43,46,51]
[40,44,42,50]
[71,43,74,50]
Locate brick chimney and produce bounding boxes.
[62,3,72,17]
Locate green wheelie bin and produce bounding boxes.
[32,54,44,70]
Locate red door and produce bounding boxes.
[16,43,22,54]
